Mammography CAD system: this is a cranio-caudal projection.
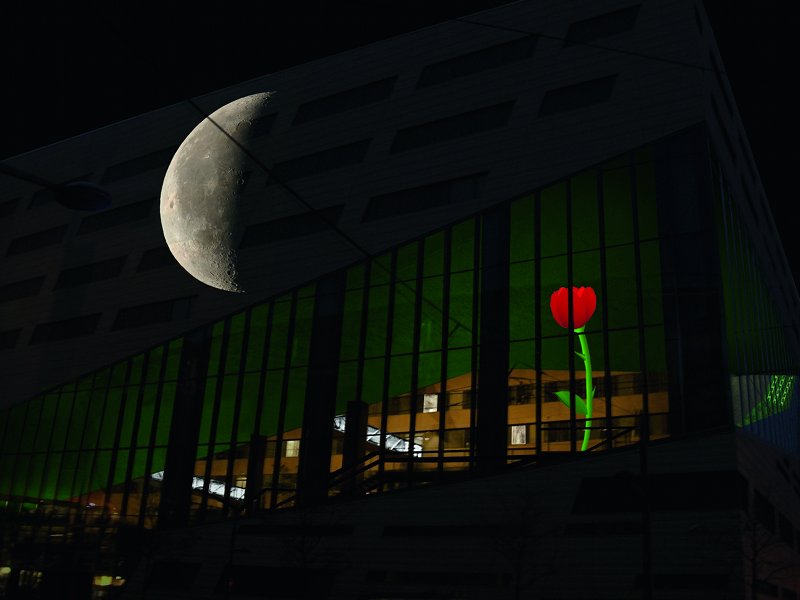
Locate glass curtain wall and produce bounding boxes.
[0,147,671,529]
[714,162,800,454]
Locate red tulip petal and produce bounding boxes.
[550,288,569,328]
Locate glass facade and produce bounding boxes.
[714,161,800,454]
[0,148,673,542]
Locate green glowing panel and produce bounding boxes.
[509,261,535,341]
[150,447,167,474]
[238,373,260,441]
[113,449,130,487]
[259,371,283,437]
[509,340,534,372]
[605,245,638,329]
[336,361,358,413]
[165,338,183,381]
[447,349,472,388]
[198,378,217,445]
[372,253,391,286]
[510,195,535,263]
[419,275,443,353]
[66,390,90,450]
[25,454,46,499]
[291,293,315,367]
[207,321,225,375]
[284,367,308,433]
[91,450,112,492]
[268,298,291,370]
[744,375,797,425]
[417,351,441,390]
[55,452,77,499]
[362,357,386,405]
[391,281,414,355]
[389,355,412,401]
[19,397,42,453]
[215,375,238,445]
[110,361,128,387]
[245,304,269,372]
[40,453,63,500]
[340,288,364,361]
[98,387,123,449]
[50,390,72,450]
[9,455,30,497]
[93,368,110,390]
[225,312,247,374]
[34,393,58,452]
[118,384,139,449]
[424,232,445,277]
[156,381,176,446]
[602,158,633,246]
[136,385,158,447]
[448,271,474,349]
[539,256,567,338]
[146,347,164,383]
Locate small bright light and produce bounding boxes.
[93,575,113,587]
[0,566,11,576]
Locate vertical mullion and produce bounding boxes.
[249,302,274,510]
[51,382,78,508]
[566,178,577,452]
[470,217,481,471]
[102,360,134,508]
[252,304,275,439]
[20,396,46,501]
[407,242,425,487]
[352,264,372,484]
[139,345,170,527]
[80,369,114,507]
[269,291,299,508]
[631,150,653,600]
[438,227,452,476]
[597,168,613,446]
[378,255,396,493]
[534,193,543,454]
[223,310,252,515]
[65,374,97,514]
[631,152,650,434]
[121,353,150,521]
[199,319,231,520]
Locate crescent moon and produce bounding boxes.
[160,92,273,293]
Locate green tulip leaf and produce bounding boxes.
[554,391,587,416]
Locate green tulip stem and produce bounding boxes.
[574,326,593,451]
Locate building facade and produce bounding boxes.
[2,0,800,598]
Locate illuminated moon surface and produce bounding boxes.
[160,92,272,293]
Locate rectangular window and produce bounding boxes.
[284,439,300,457]
[390,101,515,153]
[293,77,396,124]
[0,276,45,303]
[239,205,344,248]
[31,313,101,343]
[417,35,537,88]
[269,139,371,183]
[564,5,640,46]
[538,75,617,116]
[54,256,126,289]
[6,225,68,256]
[137,245,175,271]
[77,198,154,235]
[422,393,439,413]
[101,146,177,184]
[510,424,528,445]
[363,173,487,222]
[112,297,194,330]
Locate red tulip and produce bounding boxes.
[550,286,596,329]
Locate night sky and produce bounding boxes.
[4,1,798,281]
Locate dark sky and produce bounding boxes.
[4,1,798,279]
